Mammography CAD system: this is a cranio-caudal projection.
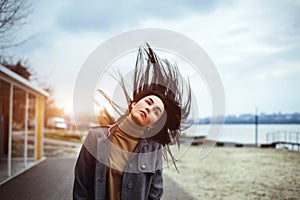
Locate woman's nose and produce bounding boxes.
[145,107,150,113]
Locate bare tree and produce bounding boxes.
[0,0,32,50]
[1,58,32,79]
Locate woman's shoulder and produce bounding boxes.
[82,125,113,152]
[87,125,111,139]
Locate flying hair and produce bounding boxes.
[98,43,193,171]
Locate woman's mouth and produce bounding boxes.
[140,110,147,118]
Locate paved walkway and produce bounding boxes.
[0,158,194,200]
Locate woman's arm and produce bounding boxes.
[149,168,164,200]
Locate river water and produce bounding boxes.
[184,124,300,145]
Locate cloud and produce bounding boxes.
[253,60,300,80]
[54,0,232,32]
[8,0,300,115]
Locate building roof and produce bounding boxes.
[0,64,49,97]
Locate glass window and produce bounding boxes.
[0,79,10,182]
[11,86,26,175]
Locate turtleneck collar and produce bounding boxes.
[118,115,146,138]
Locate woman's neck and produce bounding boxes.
[118,116,146,138]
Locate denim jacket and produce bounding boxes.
[73,125,163,200]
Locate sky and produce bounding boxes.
[3,0,300,118]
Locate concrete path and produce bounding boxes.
[0,157,194,200]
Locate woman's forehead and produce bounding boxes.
[141,95,164,107]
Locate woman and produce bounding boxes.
[73,44,192,200]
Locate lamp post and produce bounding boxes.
[255,108,258,147]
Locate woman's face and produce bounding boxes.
[130,95,165,127]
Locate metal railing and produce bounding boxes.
[266,131,300,151]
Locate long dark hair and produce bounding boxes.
[99,43,193,170]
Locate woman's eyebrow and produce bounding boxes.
[148,97,154,104]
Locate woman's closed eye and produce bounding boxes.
[145,99,151,105]
[153,108,162,116]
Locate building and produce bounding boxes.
[0,65,48,185]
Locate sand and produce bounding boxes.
[163,145,300,200]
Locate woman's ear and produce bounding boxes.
[131,102,136,108]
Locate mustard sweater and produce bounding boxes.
[108,116,145,200]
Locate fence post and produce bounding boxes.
[284,131,287,143]
[255,108,258,147]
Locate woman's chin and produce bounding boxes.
[130,114,147,127]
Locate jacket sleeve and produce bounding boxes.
[148,168,164,200]
[73,131,97,200]
[148,144,164,200]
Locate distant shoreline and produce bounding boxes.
[197,113,300,124]
[195,123,300,125]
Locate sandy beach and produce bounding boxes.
[163,145,300,200]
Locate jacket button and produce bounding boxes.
[127,182,134,189]
[141,164,146,170]
[128,163,134,168]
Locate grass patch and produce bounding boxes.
[44,130,82,143]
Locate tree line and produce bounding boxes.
[198,113,300,124]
